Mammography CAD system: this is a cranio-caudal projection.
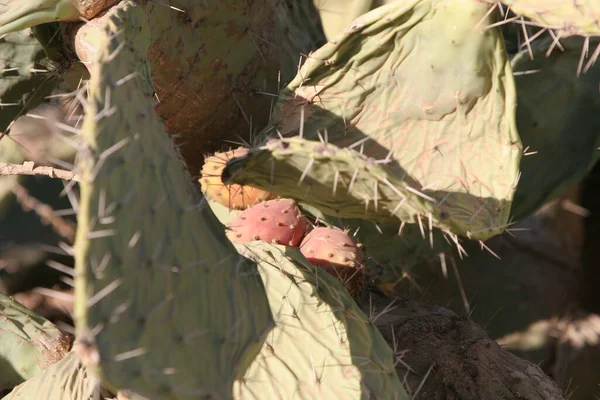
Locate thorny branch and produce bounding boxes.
[0,161,79,182]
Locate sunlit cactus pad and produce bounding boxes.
[251,0,522,240]
[233,242,408,399]
[225,136,510,240]
[496,0,600,35]
[72,3,272,398]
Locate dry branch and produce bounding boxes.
[12,183,76,243]
[0,161,79,182]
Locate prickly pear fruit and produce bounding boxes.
[226,198,309,246]
[300,226,365,295]
[200,147,273,210]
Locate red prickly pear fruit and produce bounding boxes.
[200,146,273,210]
[226,198,309,246]
[299,226,365,296]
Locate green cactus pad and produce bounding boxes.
[313,0,373,39]
[72,2,272,398]
[511,36,600,220]
[275,0,327,76]
[496,0,600,35]
[0,28,59,135]
[0,0,118,36]
[248,0,522,240]
[206,198,242,227]
[224,137,506,240]
[0,294,72,391]
[234,241,409,399]
[3,351,95,400]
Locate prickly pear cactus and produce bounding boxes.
[0,294,72,391]
[71,3,272,398]
[313,0,373,39]
[3,352,94,400]
[0,28,59,134]
[234,242,409,399]
[274,0,327,77]
[225,135,508,240]
[510,36,600,220]
[496,0,600,35]
[2,1,326,174]
[0,1,118,35]
[233,0,522,240]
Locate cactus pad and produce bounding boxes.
[71,3,272,398]
[3,351,95,400]
[0,0,118,36]
[226,198,309,246]
[233,241,409,399]
[496,0,600,35]
[245,0,521,240]
[137,0,284,173]
[0,28,59,135]
[299,226,365,295]
[313,0,373,39]
[0,294,72,391]
[511,36,600,220]
[224,136,508,240]
[200,147,273,210]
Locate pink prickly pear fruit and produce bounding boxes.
[226,198,309,246]
[200,146,273,210]
[299,226,365,296]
